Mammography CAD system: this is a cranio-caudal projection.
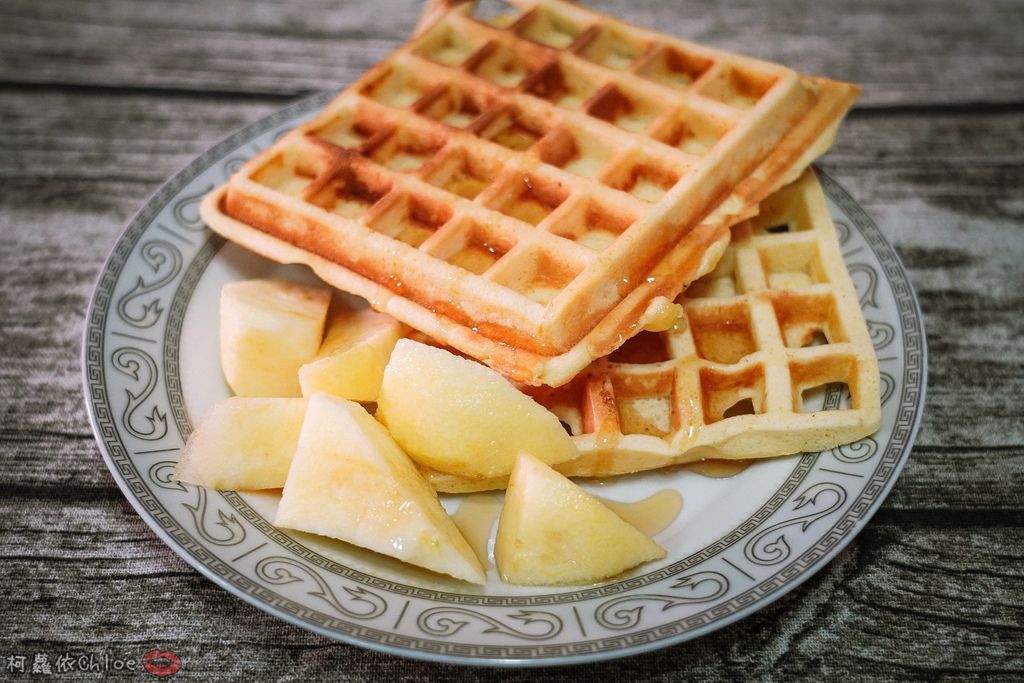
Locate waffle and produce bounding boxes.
[201,0,860,386]
[425,169,881,492]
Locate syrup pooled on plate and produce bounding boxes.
[683,458,754,478]
[596,488,683,536]
[450,492,503,565]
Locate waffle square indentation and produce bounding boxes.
[360,65,436,108]
[366,193,452,248]
[438,217,516,275]
[416,85,495,129]
[636,44,714,89]
[698,66,778,110]
[488,243,585,305]
[650,105,734,155]
[790,355,858,413]
[522,62,600,110]
[771,291,847,348]
[687,301,757,365]
[699,364,766,424]
[309,107,391,149]
[476,106,552,152]
[750,187,816,234]
[421,147,502,200]
[307,164,392,220]
[515,7,585,49]
[483,173,569,226]
[586,85,661,132]
[602,154,686,202]
[251,150,323,197]
[547,196,636,251]
[759,240,827,290]
[534,125,615,178]
[575,25,648,70]
[365,127,446,173]
[413,22,487,67]
[466,41,537,88]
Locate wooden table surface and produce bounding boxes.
[2,0,1022,679]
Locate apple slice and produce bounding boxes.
[174,397,307,490]
[495,453,666,585]
[220,279,331,397]
[275,393,486,584]
[377,340,578,479]
[298,308,403,402]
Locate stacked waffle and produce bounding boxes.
[424,169,881,490]
[202,0,879,481]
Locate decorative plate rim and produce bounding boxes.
[81,93,927,667]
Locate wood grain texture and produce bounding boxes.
[1,0,1022,679]
[1,0,1022,104]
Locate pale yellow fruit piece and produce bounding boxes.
[376,340,579,479]
[298,308,403,402]
[495,453,666,585]
[275,393,486,584]
[220,279,331,397]
[174,397,307,490]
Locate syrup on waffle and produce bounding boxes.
[425,169,881,492]
[202,0,860,386]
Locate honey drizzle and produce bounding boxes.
[596,488,683,536]
[450,492,503,565]
[683,458,753,478]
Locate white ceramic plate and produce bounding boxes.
[83,94,927,666]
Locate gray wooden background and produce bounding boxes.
[2,0,1022,679]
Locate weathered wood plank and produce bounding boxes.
[0,177,145,436]
[0,0,1022,106]
[883,446,1024,511]
[0,92,279,182]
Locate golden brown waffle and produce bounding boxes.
[201,0,859,386]
[426,169,881,492]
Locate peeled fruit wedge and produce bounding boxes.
[174,397,307,490]
[495,453,666,585]
[298,308,403,402]
[220,279,331,397]
[275,393,486,584]
[377,340,578,479]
